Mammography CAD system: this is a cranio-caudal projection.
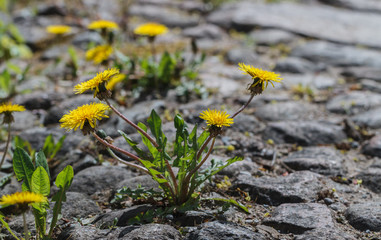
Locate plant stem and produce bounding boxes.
[92,132,175,200]
[180,136,215,204]
[23,212,29,240]
[0,123,11,171]
[106,148,149,174]
[187,137,216,182]
[231,93,255,118]
[195,135,213,162]
[104,99,159,148]
[92,132,142,163]
[164,158,178,195]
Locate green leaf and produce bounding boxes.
[158,52,175,84]
[35,151,50,180]
[49,165,73,237]
[0,173,12,188]
[118,130,148,159]
[13,147,35,191]
[68,46,78,68]
[147,110,165,146]
[50,135,66,159]
[190,156,243,194]
[31,166,50,196]
[42,134,54,157]
[54,165,74,189]
[0,213,20,240]
[137,122,158,159]
[202,197,249,213]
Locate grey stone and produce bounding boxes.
[9,110,38,131]
[14,91,52,110]
[70,166,137,195]
[281,73,337,90]
[183,24,227,40]
[118,223,181,240]
[295,228,356,240]
[326,91,381,115]
[0,175,21,196]
[16,24,50,50]
[209,2,381,48]
[18,127,71,156]
[254,101,320,122]
[43,94,97,125]
[57,223,110,240]
[93,204,152,228]
[341,67,381,82]
[177,210,214,226]
[52,152,97,180]
[291,41,381,68]
[318,0,381,14]
[263,203,334,234]
[16,75,50,92]
[184,221,267,240]
[283,147,346,176]
[225,48,261,65]
[231,113,265,134]
[218,159,259,177]
[116,175,160,190]
[274,57,322,73]
[40,45,68,61]
[199,73,241,97]
[53,192,102,219]
[361,135,381,157]
[129,5,199,28]
[361,79,381,94]
[37,4,67,16]
[355,167,381,193]
[72,31,103,50]
[235,171,327,206]
[262,121,346,146]
[351,107,381,129]
[249,29,297,46]
[345,202,381,231]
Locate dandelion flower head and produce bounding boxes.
[0,102,25,114]
[74,68,119,98]
[46,25,72,34]
[238,63,282,95]
[0,102,25,124]
[86,45,113,64]
[88,20,119,30]
[106,73,126,90]
[59,102,110,133]
[199,109,234,128]
[0,192,47,207]
[134,22,168,37]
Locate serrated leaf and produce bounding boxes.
[13,147,35,191]
[31,166,50,196]
[35,151,50,180]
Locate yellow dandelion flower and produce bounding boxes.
[0,102,25,114]
[134,22,168,37]
[74,68,119,99]
[238,63,282,95]
[46,25,72,34]
[86,45,113,64]
[88,20,119,30]
[0,192,47,207]
[199,109,234,128]
[106,73,126,90]
[59,103,110,134]
[0,102,25,124]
